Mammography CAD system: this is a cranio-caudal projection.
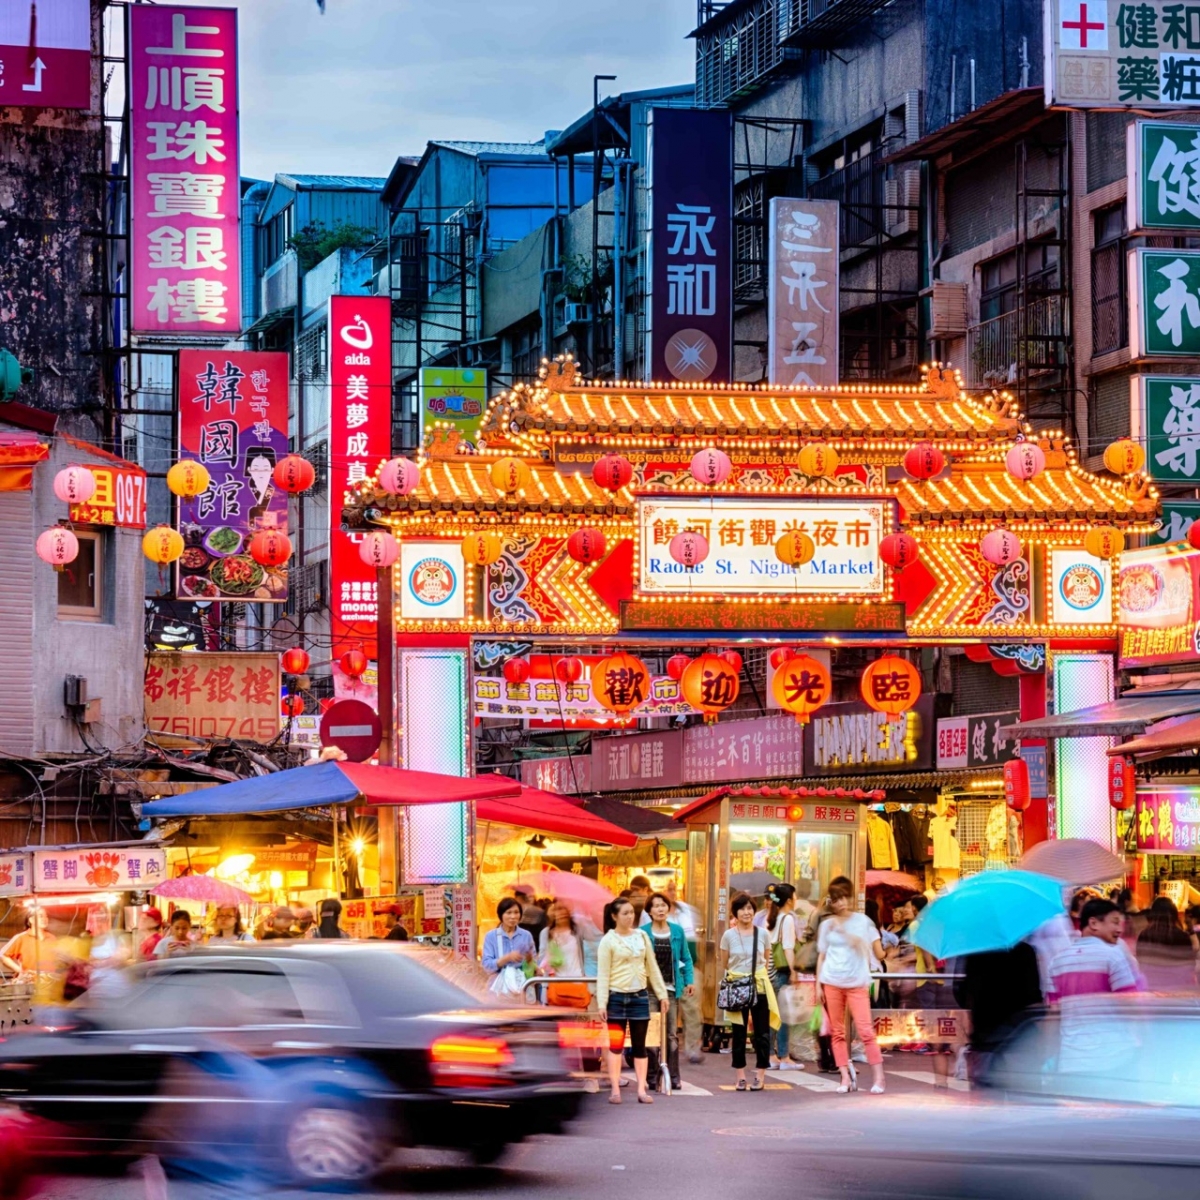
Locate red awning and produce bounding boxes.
[674,783,886,823]
[340,763,522,805]
[1109,714,1200,759]
[477,787,637,848]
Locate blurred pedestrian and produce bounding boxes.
[956,942,1042,1081]
[802,875,851,1073]
[628,875,652,923]
[136,908,164,961]
[539,901,590,1009]
[310,898,349,939]
[511,886,548,944]
[209,906,254,942]
[292,906,315,937]
[261,907,296,939]
[765,882,801,1070]
[385,923,409,942]
[153,910,195,958]
[816,879,885,1094]
[645,891,694,1089]
[596,898,668,1104]
[718,893,775,1092]
[1135,896,1198,990]
[1,908,55,977]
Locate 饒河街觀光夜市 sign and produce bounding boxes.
[1135,789,1200,851]
[636,496,890,597]
[1117,543,1200,666]
[1046,0,1200,108]
[1129,250,1200,358]
[1132,375,1200,481]
[1128,120,1200,232]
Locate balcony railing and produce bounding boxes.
[966,295,1066,389]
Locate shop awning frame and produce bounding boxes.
[1002,692,1200,741]
[1109,714,1200,760]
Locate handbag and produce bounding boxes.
[771,913,793,971]
[547,981,591,1009]
[717,927,758,1011]
[489,963,529,1001]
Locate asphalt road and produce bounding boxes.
[23,1055,967,1200]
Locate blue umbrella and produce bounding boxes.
[911,869,1065,959]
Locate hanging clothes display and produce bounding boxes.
[929,811,960,871]
[866,811,899,870]
[890,807,931,867]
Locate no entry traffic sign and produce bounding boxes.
[320,698,382,762]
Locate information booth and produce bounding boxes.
[674,784,882,1022]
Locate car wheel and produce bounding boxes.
[284,1101,384,1187]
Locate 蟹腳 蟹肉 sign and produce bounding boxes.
[636,496,889,597]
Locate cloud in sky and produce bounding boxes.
[227,0,697,181]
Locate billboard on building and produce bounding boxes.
[329,295,392,655]
[419,367,487,449]
[649,107,732,384]
[129,6,240,334]
[1129,250,1200,358]
[1128,120,1200,233]
[767,198,839,386]
[144,651,281,744]
[177,349,289,602]
[0,0,90,109]
[1118,543,1200,666]
[1132,374,1200,481]
[1046,0,1200,108]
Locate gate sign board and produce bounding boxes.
[1129,250,1200,358]
[0,1,90,110]
[145,651,281,743]
[767,197,839,386]
[320,698,382,763]
[1128,120,1200,232]
[1046,0,1200,108]
[1132,375,1200,481]
[649,107,732,384]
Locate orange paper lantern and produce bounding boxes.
[771,654,832,725]
[590,653,650,717]
[142,525,184,565]
[860,655,921,722]
[273,455,315,494]
[248,528,292,567]
[680,653,741,719]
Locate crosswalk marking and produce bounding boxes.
[887,1068,970,1092]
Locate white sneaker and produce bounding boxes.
[777,1060,804,1071]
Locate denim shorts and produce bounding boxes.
[607,989,651,1022]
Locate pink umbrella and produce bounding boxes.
[151,876,254,906]
[516,869,613,928]
[866,869,923,891]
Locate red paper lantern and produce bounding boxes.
[592,454,633,493]
[359,530,400,569]
[860,655,921,722]
[1005,442,1046,482]
[273,455,315,494]
[340,649,369,679]
[281,647,311,676]
[669,530,709,568]
[903,442,945,481]
[590,652,650,717]
[503,657,530,684]
[1188,520,1200,552]
[1004,758,1032,812]
[53,465,96,505]
[1108,755,1136,811]
[980,528,1023,567]
[689,447,732,487]
[666,654,691,681]
[248,529,292,567]
[768,646,795,670]
[36,526,79,567]
[681,653,740,718]
[567,527,607,564]
[879,532,920,570]
[554,657,584,684]
[282,694,305,718]
[721,650,743,673]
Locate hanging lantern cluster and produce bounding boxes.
[462,530,503,566]
[689,447,732,488]
[249,528,292,567]
[567,527,606,564]
[273,454,315,494]
[340,649,369,679]
[591,652,650,718]
[379,456,420,496]
[860,655,922,722]
[980,528,1022,566]
[797,442,839,479]
[1005,440,1046,482]
[1102,439,1145,476]
[359,530,399,569]
[771,653,832,725]
[669,530,709,569]
[1083,525,1124,560]
[36,525,79,568]
[53,466,96,506]
[593,454,633,493]
[166,460,211,498]
[775,529,815,568]
[879,532,920,570]
[680,653,740,721]
[903,442,945,481]
[281,647,311,676]
[143,524,184,565]
[490,456,531,495]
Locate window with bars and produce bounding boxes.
[1091,205,1127,357]
[734,177,765,295]
[295,325,326,381]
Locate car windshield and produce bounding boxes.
[330,945,495,1017]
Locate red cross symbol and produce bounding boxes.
[1062,1,1105,47]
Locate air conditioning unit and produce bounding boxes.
[885,167,920,236]
[553,296,591,336]
[929,281,968,337]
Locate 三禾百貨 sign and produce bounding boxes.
[637,496,888,597]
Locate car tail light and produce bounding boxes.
[557,1021,609,1052]
[428,1035,515,1088]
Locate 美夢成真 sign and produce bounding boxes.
[637,496,889,597]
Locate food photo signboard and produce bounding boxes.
[177,349,290,602]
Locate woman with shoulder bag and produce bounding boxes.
[718,893,776,1092]
[539,901,591,1009]
[765,883,802,1070]
[482,898,536,1001]
[596,898,669,1105]
[645,891,695,1090]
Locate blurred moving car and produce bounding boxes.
[0,943,584,1186]
[801,994,1200,1200]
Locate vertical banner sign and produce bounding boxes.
[0,0,91,109]
[1128,120,1200,233]
[129,6,240,335]
[1129,249,1200,358]
[649,107,732,384]
[1132,375,1200,482]
[177,350,289,601]
[329,295,392,655]
[767,198,839,386]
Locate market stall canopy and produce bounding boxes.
[475,786,637,849]
[1108,714,1200,760]
[673,784,886,824]
[1001,691,1200,741]
[140,760,522,818]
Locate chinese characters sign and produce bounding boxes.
[682,714,804,785]
[144,651,282,743]
[1130,250,1200,357]
[1046,0,1200,107]
[1133,375,1200,480]
[473,672,696,722]
[33,848,167,893]
[936,711,1020,770]
[0,853,30,899]
[1151,498,1200,544]
[637,496,888,597]
[329,295,392,655]
[1128,120,1200,231]
[650,107,732,383]
[767,198,839,386]
[177,350,288,601]
[0,0,91,110]
[1117,543,1200,665]
[129,6,240,334]
[592,731,684,792]
[519,755,593,795]
[621,598,905,633]
[1135,789,1200,850]
[69,464,147,529]
[806,697,935,774]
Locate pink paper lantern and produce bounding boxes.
[36,526,79,566]
[669,530,709,569]
[689,447,732,487]
[1005,442,1046,482]
[53,466,96,506]
[980,528,1022,566]
[359,530,400,568]
[378,457,420,496]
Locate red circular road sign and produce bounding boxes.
[319,699,382,763]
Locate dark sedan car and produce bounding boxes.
[0,942,585,1186]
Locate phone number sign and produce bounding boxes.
[69,465,148,529]
[144,651,281,744]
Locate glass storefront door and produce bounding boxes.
[792,830,854,906]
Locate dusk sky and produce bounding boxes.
[229,0,697,181]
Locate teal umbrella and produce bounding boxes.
[911,870,1065,959]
